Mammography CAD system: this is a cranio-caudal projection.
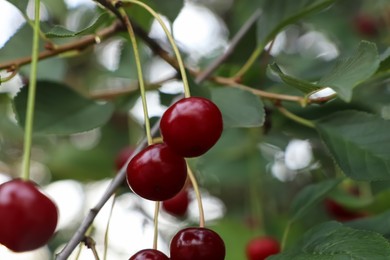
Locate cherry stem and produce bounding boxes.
[103,194,117,260]
[153,201,160,250]
[234,43,264,79]
[21,0,41,181]
[187,164,205,228]
[120,0,191,98]
[281,221,292,251]
[118,8,153,145]
[276,105,315,128]
[0,69,18,83]
[249,169,264,235]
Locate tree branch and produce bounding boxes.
[0,4,177,72]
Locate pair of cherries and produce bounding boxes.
[126,96,223,202]
[130,227,225,260]
[126,97,225,259]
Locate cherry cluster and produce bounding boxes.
[0,179,58,252]
[125,96,226,259]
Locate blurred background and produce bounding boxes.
[0,0,390,259]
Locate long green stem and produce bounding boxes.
[120,0,191,98]
[120,7,165,252]
[118,8,152,145]
[21,0,41,181]
[152,201,160,250]
[234,44,264,79]
[187,164,205,228]
[21,11,53,44]
[249,165,264,235]
[103,194,116,260]
[281,221,292,251]
[277,106,315,128]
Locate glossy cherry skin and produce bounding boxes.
[170,227,225,260]
[246,236,280,260]
[126,143,187,201]
[129,249,169,260]
[0,179,58,252]
[162,188,190,217]
[160,97,223,158]
[115,146,135,171]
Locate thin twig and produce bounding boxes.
[0,21,124,71]
[197,9,261,83]
[187,165,205,228]
[0,16,177,72]
[55,8,259,260]
[83,236,101,260]
[94,0,179,69]
[214,76,304,103]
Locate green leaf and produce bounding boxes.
[270,221,390,259]
[22,58,66,81]
[290,179,342,222]
[347,210,390,237]
[7,0,29,13]
[14,80,114,135]
[188,72,211,99]
[268,63,322,94]
[45,13,111,38]
[0,25,35,59]
[318,41,380,102]
[211,88,264,128]
[152,0,184,21]
[316,110,390,181]
[257,0,336,46]
[377,48,390,73]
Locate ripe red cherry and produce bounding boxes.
[162,188,190,217]
[170,227,225,260]
[115,146,135,171]
[246,236,280,260]
[129,249,169,260]
[126,143,187,201]
[0,179,58,252]
[324,198,367,222]
[160,97,223,157]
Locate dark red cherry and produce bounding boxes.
[160,97,223,157]
[129,249,169,260]
[126,143,187,201]
[162,188,190,217]
[353,14,379,37]
[170,227,225,260]
[246,236,280,260]
[115,146,135,171]
[0,179,58,252]
[324,198,367,222]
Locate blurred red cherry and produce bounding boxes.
[246,236,280,260]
